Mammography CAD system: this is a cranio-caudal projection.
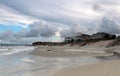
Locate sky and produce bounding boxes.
[0,0,120,44]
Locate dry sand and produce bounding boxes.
[86,40,113,47]
[29,46,112,57]
[54,60,120,76]
[29,40,113,57]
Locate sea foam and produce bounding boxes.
[0,46,34,56]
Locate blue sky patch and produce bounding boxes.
[0,24,23,32]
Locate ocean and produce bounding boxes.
[0,46,33,56]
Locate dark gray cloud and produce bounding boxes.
[0,30,21,44]
[0,21,71,43]
[98,17,120,34]
[0,29,41,44]
[93,4,105,12]
[95,0,120,5]
[0,30,15,40]
[1,16,120,44]
[26,21,58,37]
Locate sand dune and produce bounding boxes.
[29,45,112,57]
[29,40,113,57]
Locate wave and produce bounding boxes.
[0,46,34,56]
[21,58,35,63]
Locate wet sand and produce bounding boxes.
[54,60,120,76]
[0,49,103,76]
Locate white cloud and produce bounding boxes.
[0,4,38,28]
[0,0,102,24]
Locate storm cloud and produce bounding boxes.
[0,0,120,43]
[26,21,58,37]
[98,17,120,34]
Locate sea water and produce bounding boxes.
[0,46,103,76]
[0,46,33,56]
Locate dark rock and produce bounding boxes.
[47,50,52,51]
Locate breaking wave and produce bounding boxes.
[0,46,34,56]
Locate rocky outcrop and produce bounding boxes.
[107,36,120,47]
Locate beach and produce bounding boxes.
[0,46,103,76]
[0,40,120,76]
[29,40,114,57]
[1,0,120,76]
[29,40,120,76]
